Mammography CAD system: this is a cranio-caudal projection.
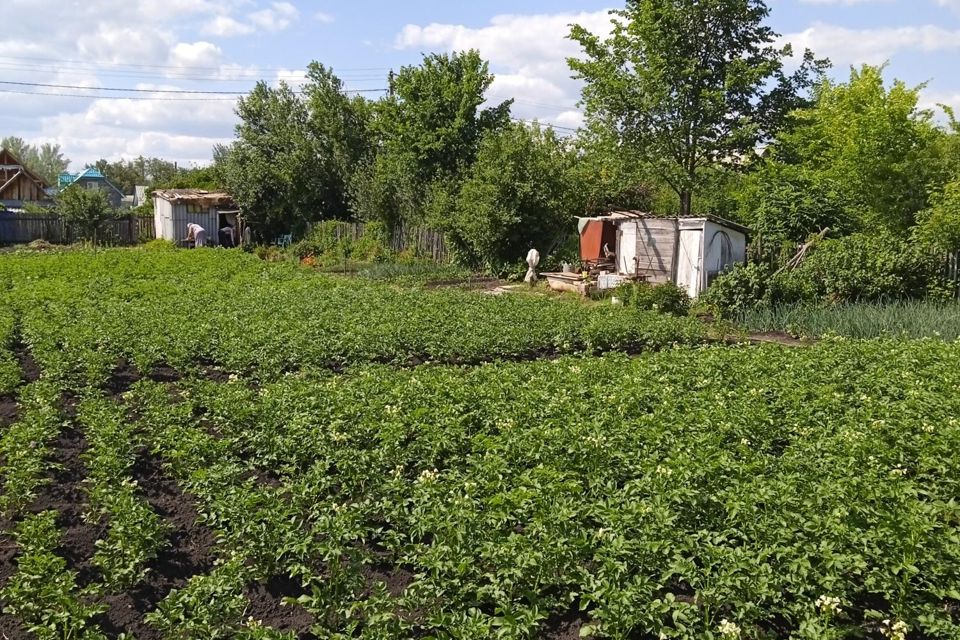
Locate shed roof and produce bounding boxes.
[152,189,235,207]
[580,210,751,235]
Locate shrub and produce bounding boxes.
[704,232,947,317]
[700,262,774,317]
[799,232,942,302]
[616,282,691,317]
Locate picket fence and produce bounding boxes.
[312,221,450,263]
[947,251,960,296]
[0,213,155,246]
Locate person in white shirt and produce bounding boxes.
[185,223,207,248]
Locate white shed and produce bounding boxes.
[579,211,749,298]
[152,189,238,247]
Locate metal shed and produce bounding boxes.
[578,211,749,298]
[152,189,238,247]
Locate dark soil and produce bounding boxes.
[0,614,30,639]
[15,345,40,384]
[28,426,105,588]
[147,364,181,384]
[0,395,18,428]
[106,359,141,395]
[203,366,231,383]
[361,563,414,598]
[540,608,590,640]
[243,575,316,637]
[92,450,217,640]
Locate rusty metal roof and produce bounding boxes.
[153,189,235,207]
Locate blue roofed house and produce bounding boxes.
[58,168,124,208]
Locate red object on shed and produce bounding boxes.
[580,219,617,261]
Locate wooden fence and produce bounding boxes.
[0,213,155,246]
[947,251,960,296]
[314,221,450,263]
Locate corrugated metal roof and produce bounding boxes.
[578,210,751,235]
[152,189,235,207]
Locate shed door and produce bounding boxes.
[617,223,637,275]
[676,228,703,298]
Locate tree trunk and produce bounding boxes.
[679,190,692,217]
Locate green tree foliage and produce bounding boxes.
[445,123,573,269]
[1,137,70,186]
[914,178,960,253]
[771,64,945,233]
[569,0,826,216]
[352,50,513,229]
[91,157,181,194]
[737,163,854,243]
[57,185,117,243]
[218,64,370,238]
[568,124,655,214]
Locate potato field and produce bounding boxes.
[0,250,959,640]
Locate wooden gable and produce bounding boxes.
[0,149,50,203]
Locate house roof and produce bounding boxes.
[580,210,752,235]
[0,148,49,190]
[58,168,125,196]
[152,189,235,207]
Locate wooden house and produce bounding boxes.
[0,148,50,210]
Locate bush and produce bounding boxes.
[700,262,773,317]
[615,282,691,317]
[704,232,947,317]
[799,232,942,302]
[289,221,393,264]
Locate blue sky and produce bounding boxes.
[2,0,959,169]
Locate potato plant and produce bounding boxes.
[0,307,21,394]
[0,250,706,386]
[126,338,960,639]
[1,249,959,639]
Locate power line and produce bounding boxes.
[0,61,387,84]
[0,54,390,74]
[0,88,240,101]
[0,80,388,96]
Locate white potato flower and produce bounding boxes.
[717,618,741,638]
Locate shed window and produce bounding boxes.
[187,204,201,214]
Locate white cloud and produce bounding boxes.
[249,2,300,33]
[783,23,960,66]
[396,11,614,131]
[0,0,303,167]
[202,15,255,37]
[167,42,223,68]
[315,11,335,24]
[918,89,960,118]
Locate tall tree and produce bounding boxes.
[447,123,574,268]
[569,0,826,215]
[218,69,372,238]
[352,50,513,230]
[772,65,945,233]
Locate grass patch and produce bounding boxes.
[736,300,960,339]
